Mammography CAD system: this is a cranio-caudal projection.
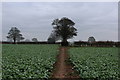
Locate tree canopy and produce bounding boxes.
[7,27,24,43]
[32,38,38,42]
[51,17,77,46]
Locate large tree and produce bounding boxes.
[52,17,77,46]
[7,27,24,44]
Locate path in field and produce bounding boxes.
[51,47,80,79]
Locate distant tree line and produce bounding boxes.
[1,41,120,47]
[74,41,120,47]
[5,17,119,47]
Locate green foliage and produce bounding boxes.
[69,47,119,79]
[7,27,24,43]
[2,44,59,79]
[52,17,77,42]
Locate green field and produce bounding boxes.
[2,44,59,79]
[69,47,119,79]
[2,44,119,79]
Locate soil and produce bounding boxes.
[51,47,80,79]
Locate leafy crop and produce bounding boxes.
[2,44,59,79]
[69,47,119,79]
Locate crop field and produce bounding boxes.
[2,44,119,79]
[69,47,119,79]
[2,44,59,79]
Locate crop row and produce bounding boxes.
[69,47,119,79]
[2,44,59,79]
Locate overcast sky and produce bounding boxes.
[2,2,118,41]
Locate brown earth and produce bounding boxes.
[51,47,80,79]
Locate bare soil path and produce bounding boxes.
[51,47,80,79]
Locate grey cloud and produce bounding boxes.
[2,2,118,41]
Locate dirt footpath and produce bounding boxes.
[51,47,80,79]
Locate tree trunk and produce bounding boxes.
[13,37,16,44]
[61,38,68,46]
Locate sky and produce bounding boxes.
[2,2,118,41]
